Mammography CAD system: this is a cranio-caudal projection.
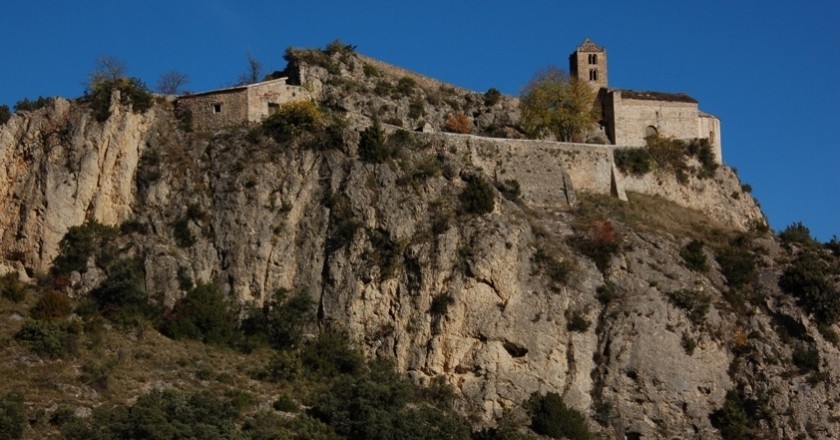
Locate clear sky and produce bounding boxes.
[2,1,838,241]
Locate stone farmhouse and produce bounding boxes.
[570,39,723,162]
[177,77,311,132]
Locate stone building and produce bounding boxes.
[177,77,311,132]
[571,39,722,162]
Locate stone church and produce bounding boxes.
[571,39,722,162]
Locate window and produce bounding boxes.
[212,103,222,113]
[588,54,598,64]
[268,102,280,115]
[589,69,598,81]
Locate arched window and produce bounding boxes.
[589,54,598,64]
[589,69,598,81]
[645,126,658,137]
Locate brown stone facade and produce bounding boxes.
[177,78,311,132]
[571,39,722,162]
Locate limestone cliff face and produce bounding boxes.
[0,98,153,274]
[0,64,838,439]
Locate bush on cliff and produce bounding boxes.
[263,100,325,143]
[87,77,152,122]
[0,104,10,125]
[525,392,593,440]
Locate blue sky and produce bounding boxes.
[2,1,838,241]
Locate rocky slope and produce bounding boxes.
[1,48,838,439]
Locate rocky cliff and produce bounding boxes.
[1,48,838,439]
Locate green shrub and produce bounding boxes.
[15,319,79,358]
[30,291,73,321]
[324,39,356,56]
[300,329,364,378]
[0,392,25,440]
[363,63,380,77]
[596,282,617,304]
[90,257,151,322]
[0,105,11,125]
[79,359,117,391]
[792,345,820,373]
[13,96,51,112]
[460,175,495,215]
[531,247,572,289]
[667,289,711,325]
[408,99,425,119]
[430,294,454,316]
[716,245,756,288]
[567,311,590,332]
[243,411,338,440]
[366,229,404,279]
[273,395,299,413]
[52,221,119,275]
[0,273,27,303]
[680,239,709,272]
[825,236,840,257]
[779,221,817,248]
[172,216,196,248]
[241,288,315,350]
[62,389,240,439]
[682,333,697,355]
[614,147,651,175]
[710,390,750,440]
[397,76,417,97]
[262,100,324,143]
[686,138,718,177]
[484,88,502,106]
[497,179,521,202]
[265,350,304,382]
[311,359,469,440]
[160,283,239,346]
[779,251,840,325]
[526,392,594,440]
[358,119,392,163]
[88,77,152,121]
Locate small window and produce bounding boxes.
[268,102,280,115]
[589,69,598,81]
[588,54,598,64]
[212,103,222,114]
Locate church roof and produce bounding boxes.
[616,89,698,104]
[576,38,605,53]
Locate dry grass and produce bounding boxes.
[573,191,739,249]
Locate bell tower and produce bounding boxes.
[569,38,608,90]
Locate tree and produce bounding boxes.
[519,66,599,142]
[0,105,10,125]
[88,55,127,89]
[238,51,262,85]
[157,70,189,95]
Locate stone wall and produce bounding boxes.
[698,113,722,163]
[178,78,312,131]
[245,78,312,123]
[178,88,249,132]
[605,91,700,146]
[357,54,473,95]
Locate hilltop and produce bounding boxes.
[0,43,838,439]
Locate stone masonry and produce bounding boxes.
[177,77,311,132]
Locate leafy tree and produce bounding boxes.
[460,175,495,215]
[780,251,840,324]
[680,239,709,272]
[0,392,25,440]
[241,288,315,350]
[519,67,599,142]
[358,119,391,163]
[160,283,239,346]
[90,257,151,322]
[0,104,10,124]
[13,96,51,112]
[263,100,324,143]
[710,390,750,440]
[52,221,119,275]
[156,70,189,95]
[716,244,756,288]
[525,392,594,440]
[779,221,817,248]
